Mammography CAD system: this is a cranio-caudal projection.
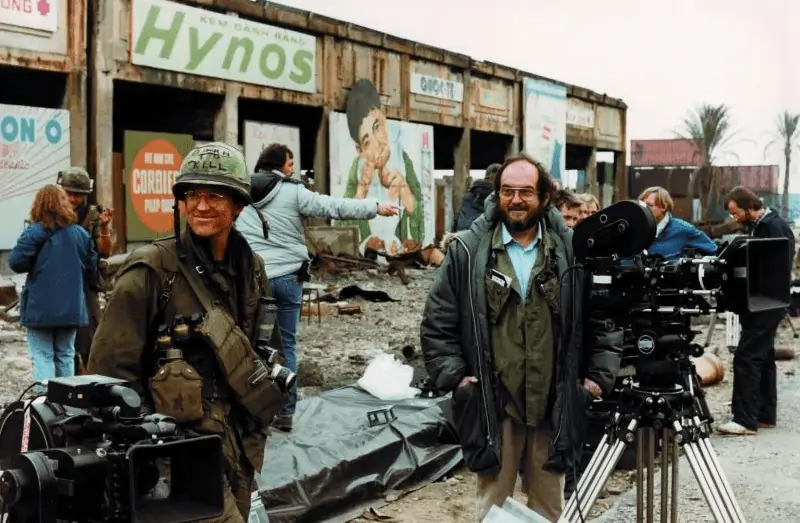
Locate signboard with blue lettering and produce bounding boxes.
[0,104,71,249]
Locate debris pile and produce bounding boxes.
[307,225,445,285]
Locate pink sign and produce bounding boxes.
[0,0,58,32]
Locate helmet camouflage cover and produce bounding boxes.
[57,167,93,194]
[173,142,251,203]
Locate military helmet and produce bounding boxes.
[173,142,251,203]
[57,167,93,194]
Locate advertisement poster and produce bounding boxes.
[131,0,316,93]
[243,121,301,179]
[124,130,194,241]
[328,79,434,256]
[0,0,58,32]
[523,78,567,181]
[0,104,70,249]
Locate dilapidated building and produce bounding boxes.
[0,0,627,256]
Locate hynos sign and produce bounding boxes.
[131,0,317,94]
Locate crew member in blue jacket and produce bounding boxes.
[9,184,97,391]
[638,186,718,260]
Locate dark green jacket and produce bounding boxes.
[420,195,623,475]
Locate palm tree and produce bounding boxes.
[764,111,800,219]
[678,104,738,221]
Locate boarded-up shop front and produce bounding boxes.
[407,61,464,238]
[525,77,628,204]
[92,0,324,249]
[0,0,87,265]
[464,66,519,224]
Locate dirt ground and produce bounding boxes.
[1,265,798,523]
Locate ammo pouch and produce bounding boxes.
[196,307,286,426]
[150,358,204,422]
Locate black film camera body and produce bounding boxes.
[0,375,225,523]
[572,200,791,469]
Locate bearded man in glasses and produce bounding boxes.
[420,153,623,522]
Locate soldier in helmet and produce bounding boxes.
[87,143,286,522]
[57,167,115,373]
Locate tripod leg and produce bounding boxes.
[574,417,623,498]
[559,418,639,523]
[676,420,732,523]
[660,428,669,523]
[636,428,644,523]
[784,310,798,338]
[646,428,655,523]
[669,431,679,523]
[692,417,747,523]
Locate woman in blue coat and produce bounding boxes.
[9,184,98,388]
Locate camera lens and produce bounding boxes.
[269,365,297,393]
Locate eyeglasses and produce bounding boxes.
[184,190,228,206]
[499,187,537,200]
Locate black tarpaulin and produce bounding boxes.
[250,385,461,523]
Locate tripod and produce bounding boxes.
[557,375,747,523]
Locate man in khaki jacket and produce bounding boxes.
[88,142,286,522]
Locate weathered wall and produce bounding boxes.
[0,0,88,170]
[82,0,626,243]
[0,0,70,67]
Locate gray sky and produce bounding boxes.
[277,0,799,191]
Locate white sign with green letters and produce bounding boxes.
[131,0,317,94]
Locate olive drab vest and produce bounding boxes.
[485,224,560,426]
[110,237,276,471]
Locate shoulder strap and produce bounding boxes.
[155,272,176,324]
[175,260,217,313]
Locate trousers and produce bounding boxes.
[27,327,77,391]
[731,311,783,431]
[475,417,565,522]
[269,273,303,415]
[196,454,254,523]
[180,401,258,522]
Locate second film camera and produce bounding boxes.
[0,375,224,523]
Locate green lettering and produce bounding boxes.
[222,37,254,73]
[186,28,222,70]
[289,50,313,85]
[133,5,184,59]
[258,44,285,80]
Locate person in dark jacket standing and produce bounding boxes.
[9,184,97,391]
[717,186,795,436]
[453,163,501,232]
[420,154,623,522]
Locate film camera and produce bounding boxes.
[572,200,790,389]
[0,375,224,523]
[559,200,790,523]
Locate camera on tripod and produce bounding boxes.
[0,375,225,523]
[558,200,789,523]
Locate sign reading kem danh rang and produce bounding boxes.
[131,0,317,94]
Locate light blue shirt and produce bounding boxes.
[501,223,543,300]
